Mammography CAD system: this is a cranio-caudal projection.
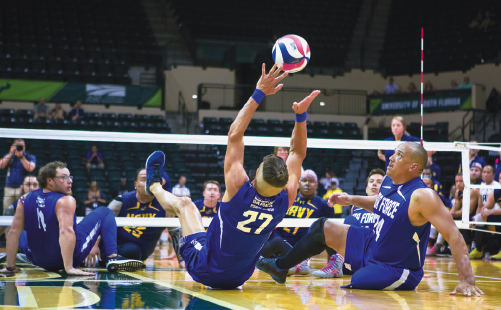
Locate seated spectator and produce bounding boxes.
[319,170,336,191]
[404,82,417,93]
[172,175,190,197]
[33,97,50,120]
[83,181,107,215]
[424,81,437,92]
[459,76,472,89]
[193,180,221,218]
[322,179,343,217]
[70,100,84,120]
[86,144,104,172]
[384,77,398,94]
[50,103,65,120]
[450,80,459,90]
[112,177,129,198]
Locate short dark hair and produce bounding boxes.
[455,173,463,178]
[483,165,494,173]
[273,146,290,156]
[204,180,220,191]
[262,154,289,188]
[38,161,67,189]
[136,168,146,181]
[423,166,431,171]
[366,168,385,186]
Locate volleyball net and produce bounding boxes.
[0,128,499,230]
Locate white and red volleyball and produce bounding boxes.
[272,34,310,73]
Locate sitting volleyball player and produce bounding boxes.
[262,169,335,276]
[0,162,143,275]
[144,64,320,288]
[84,168,183,268]
[258,142,483,297]
[311,168,385,278]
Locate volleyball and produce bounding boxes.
[272,34,310,73]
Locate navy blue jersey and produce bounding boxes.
[371,176,430,270]
[458,155,487,174]
[495,164,501,182]
[117,191,166,260]
[193,199,220,218]
[24,189,71,269]
[276,194,334,244]
[495,189,501,203]
[429,162,441,182]
[203,181,289,280]
[432,180,443,197]
[351,207,377,229]
[383,135,420,172]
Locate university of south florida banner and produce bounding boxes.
[369,91,472,115]
[0,79,161,107]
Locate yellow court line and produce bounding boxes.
[120,272,251,310]
[16,286,38,308]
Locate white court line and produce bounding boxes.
[424,270,501,281]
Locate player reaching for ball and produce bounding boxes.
[144,64,320,289]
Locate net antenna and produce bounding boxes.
[420,28,424,146]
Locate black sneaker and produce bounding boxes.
[106,255,144,272]
[256,257,288,284]
[436,246,452,257]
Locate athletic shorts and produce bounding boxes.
[179,232,244,289]
[343,225,424,290]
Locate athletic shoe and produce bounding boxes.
[168,227,185,265]
[0,253,32,264]
[469,248,483,259]
[145,151,165,196]
[106,255,144,272]
[288,259,311,276]
[490,251,501,260]
[313,254,344,278]
[436,246,452,257]
[256,256,288,284]
[426,246,437,256]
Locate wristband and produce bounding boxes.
[6,266,16,271]
[251,89,266,104]
[295,111,307,123]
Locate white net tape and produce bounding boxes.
[0,128,499,228]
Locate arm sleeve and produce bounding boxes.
[98,152,104,161]
[29,154,36,164]
[86,152,92,161]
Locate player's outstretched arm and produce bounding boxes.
[223,64,287,201]
[328,192,377,213]
[412,188,483,297]
[0,200,25,274]
[284,90,320,206]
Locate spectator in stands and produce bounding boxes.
[459,141,486,174]
[33,97,50,120]
[384,77,398,94]
[274,146,290,162]
[86,144,104,172]
[112,177,129,198]
[161,170,172,192]
[83,181,107,215]
[0,139,36,212]
[450,80,459,90]
[424,81,437,92]
[377,116,420,171]
[50,103,65,120]
[470,162,484,185]
[459,76,472,89]
[322,178,342,217]
[404,82,417,93]
[193,180,221,218]
[319,170,337,191]
[494,145,501,182]
[70,100,84,120]
[172,175,190,197]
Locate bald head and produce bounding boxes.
[405,142,428,173]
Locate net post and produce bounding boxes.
[460,144,471,225]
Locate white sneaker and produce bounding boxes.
[313,254,344,278]
[288,259,311,276]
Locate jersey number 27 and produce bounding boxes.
[237,210,273,234]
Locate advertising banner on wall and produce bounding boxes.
[0,79,161,107]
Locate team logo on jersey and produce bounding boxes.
[36,196,45,208]
[251,196,275,210]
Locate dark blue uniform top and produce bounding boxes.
[203,181,289,281]
[429,162,441,182]
[371,176,430,270]
[4,153,36,187]
[494,189,501,203]
[383,135,420,172]
[24,189,70,269]
[193,199,220,218]
[351,207,377,229]
[116,191,166,260]
[275,194,334,245]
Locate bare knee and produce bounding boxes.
[175,197,197,213]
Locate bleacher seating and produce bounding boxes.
[0,0,160,85]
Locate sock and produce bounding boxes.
[261,236,292,258]
[276,233,327,270]
[326,247,337,263]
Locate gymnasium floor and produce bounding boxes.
[0,246,497,309]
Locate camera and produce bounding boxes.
[16,145,23,151]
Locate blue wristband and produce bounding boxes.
[251,89,266,104]
[295,111,307,123]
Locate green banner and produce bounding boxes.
[370,92,472,115]
[0,79,161,107]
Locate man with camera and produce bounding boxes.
[0,139,36,212]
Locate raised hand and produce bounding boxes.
[328,192,352,208]
[256,64,288,96]
[292,90,321,114]
[450,279,483,297]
